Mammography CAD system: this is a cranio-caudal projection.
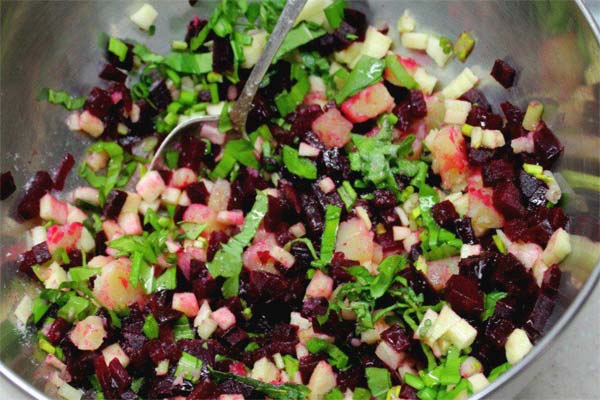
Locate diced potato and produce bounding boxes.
[505,328,533,364]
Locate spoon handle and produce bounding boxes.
[229,0,308,133]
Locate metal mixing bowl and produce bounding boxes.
[1,1,599,399]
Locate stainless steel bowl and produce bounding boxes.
[1,1,599,399]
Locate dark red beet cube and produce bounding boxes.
[466,105,503,130]
[517,170,547,207]
[500,101,527,138]
[380,324,411,352]
[148,80,172,112]
[84,87,113,119]
[52,153,75,191]
[318,147,351,183]
[524,294,555,341]
[186,182,210,204]
[453,217,476,244]
[490,253,538,301]
[32,242,52,264]
[17,250,37,276]
[299,353,327,383]
[482,159,515,187]
[467,147,497,167]
[459,252,497,284]
[372,189,397,209]
[46,317,70,344]
[301,297,329,319]
[290,105,323,137]
[0,171,16,200]
[431,200,459,229]
[212,36,234,73]
[491,59,516,88]
[99,63,127,83]
[533,122,564,168]
[541,264,561,298]
[444,275,484,317]
[399,384,419,400]
[221,326,249,349]
[483,317,516,348]
[103,190,127,219]
[17,171,53,219]
[188,379,217,400]
[207,230,230,261]
[459,88,491,111]
[177,135,206,172]
[493,181,526,219]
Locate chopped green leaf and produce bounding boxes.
[324,388,344,400]
[365,367,392,400]
[324,0,346,29]
[32,298,50,324]
[173,316,195,341]
[142,314,159,339]
[163,52,213,74]
[384,54,418,89]
[352,388,372,400]
[275,22,327,61]
[283,355,300,380]
[69,267,100,281]
[488,362,511,382]
[306,338,349,370]
[37,88,86,111]
[175,352,203,383]
[154,267,177,291]
[335,56,385,104]
[282,146,317,180]
[482,290,508,321]
[108,37,129,62]
[316,205,342,266]
[207,191,268,297]
[369,255,406,298]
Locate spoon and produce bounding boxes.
[149,0,308,169]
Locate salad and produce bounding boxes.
[6,1,572,399]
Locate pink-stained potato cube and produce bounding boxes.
[305,270,334,299]
[79,110,105,137]
[429,125,470,192]
[311,108,353,148]
[335,217,375,264]
[70,315,106,351]
[47,222,83,254]
[102,220,125,241]
[467,188,504,236]
[67,204,88,224]
[341,82,395,123]
[212,307,236,330]
[425,256,460,291]
[39,194,68,225]
[118,213,143,235]
[172,292,200,317]
[217,210,245,226]
[170,168,198,189]
[136,171,167,202]
[92,258,146,310]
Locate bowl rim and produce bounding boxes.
[1,1,599,399]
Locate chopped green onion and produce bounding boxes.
[315,205,342,267]
[481,290,508,321]
[306,337,349,370]
[37,88,86,111]
[57,296,91,322]
[275,67,310,116]
[523,163,543,176]
[488,362,511,382]
[142,314,159,339]
[179,90,197,105]
[335,56,385,104]
[69,267,99,281]
[404,373,425,390]
[492,234,507,254]
[171,40,188,51]
[283,355,299,379]
[453,32,475,62]
[325,388,344,400]
[32,297,50,324]
[163,52,213,74]
[324,0,346,29]
[385,54,418,89]
[108,37,129,62]
[282,146,317,180]
[175,352,203,383]
[461,124,473,137]
[154,267,177,291]
[164,150,180,170]
[438,36,453,54]
[173,316,195,341]
[440,346,461,385]
[352,388,372,400]
[522,101,544,131]
[366,367,392,400]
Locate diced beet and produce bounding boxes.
[541,264,561,298]
[471,339,506,374]
[299,191,325,238]
[542,206,568,231]
[343,9,367,40]
[459,252,496,284]
[453,217,476,244]
[301,297,329,319]
[84,87,113,119]
[221,326,249,349]
[32,242,52,264]
[148,376,194,397]
[186,182,210,204]
[229,168,269,212]
[144,338,180,364]
[492,181,526,219]
[491,59,516,88]
[207,230,230,261]
[279,180,302,215]
[482,159,515,187]
[381,324,411,352]
[178,338,218,368]
[103,190,127,219]
[95,231,108,256]
[394,89,427,131]
[371,189,397,209]
[317,147,351,183]
[246,93,277,133]
[17,250,37,276]
[99,63,127,83]
[466,105,503,130]
[177,135,206,172]
[299,353,328,383]
[0,171,16,200]
[107,42,134,70]
[52,153,75,191]
[524,294,555,341]
[467,147,497,167]
[399,266,439,305]
[17,171,53,219]
[212,36,234,73]
[384,80,410,104]
[493,296,522,322]
[300,130,326,151]
[188,379,217,400]
[483,317,516,348]
[198,89,212,102]
[290,105,324,137]
[489,253,538,302]
[46,317,70,344]
[444,275,484,317]
[311,182,345,213]
[148,80,172,112]
[532,122,563,168]
[431,200,459,229]
[217,379,257,398]
[65,350,97,385]
[263,195,287,232]
[500,101,527,138]
[517,170,547,207]
[337,365,365,392]
[459,88,491,111]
